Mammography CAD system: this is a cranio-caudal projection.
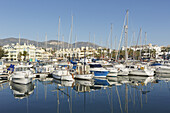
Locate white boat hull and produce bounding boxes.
[107,72,117,77]
[129,70,154,77]
[53,74,73,81]
[74,74,93,80]
[11,78,32,84]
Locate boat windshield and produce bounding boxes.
[89,64,102,68]
[15,67,30,71]
[0,62,2,65]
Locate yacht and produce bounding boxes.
[155,65,170,74]
[102,63,118,77]
[115,64,129,76]
[88,63,109,78]
[52,67,74,81]
[129,65,154,77]
[9,64,35,84]
[74,64,93,80]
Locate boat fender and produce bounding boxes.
[141,67,144,70]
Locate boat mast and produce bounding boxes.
[110,23,113,59]
[139,28,142,60]
[93,33,95,58]
[133,32,135,61]
[58,16,61,50]
[19,33,20,45]
[145,32,147,46]
[89,32,91,48]
[124,10,129,63]
[115,36,117,60]
[62,35,64,58]
[45,33,47,50]
[37,33,39,48]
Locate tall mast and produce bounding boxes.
[145,32,147,47]
[93,33,95,58]
[19,33,21,45]
[37,32,39,48]
[71,15,73,49]
[133,32,135,61]
[62,35,64,58]
[58,16,61,50]
[125,10,129,63]
[139,28,142,59]
[68,16,73,49]
[110,23,113,59]
[89,32,91,48]
[115,36,117,60]
[75,35,77,48]
[45,33,47,50]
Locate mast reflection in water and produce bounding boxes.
[0,75,170,113]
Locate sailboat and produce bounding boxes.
[129,29,154,77]
[74,48,93,80]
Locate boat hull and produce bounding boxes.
[11,78,32,84]
[129,70,154,77]
[93,71,109,78]
[52,74,74,81]
[74,74,93,80]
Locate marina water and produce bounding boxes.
[0,76,170,113]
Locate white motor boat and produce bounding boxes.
[88,63,109,78]
[102,63,118,77]
[74,65,93,80]
[10,64,35,84]
[129,65,154,77]
[156,66,170,74]
[115,64,129,76]
[52,67,74,81]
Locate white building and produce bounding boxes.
[122,43,162,58]
[2,43,52,61]
[56,47,98,59]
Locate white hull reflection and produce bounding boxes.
[53,79,74,87]
[9,82,35,99]
[75,79,94,86]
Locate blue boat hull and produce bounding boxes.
[93,71,109,77]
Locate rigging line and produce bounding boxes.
[117,13,127,60]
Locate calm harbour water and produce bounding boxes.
[0,75,170,113]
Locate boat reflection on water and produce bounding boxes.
[9,82,35,99]
[53,79,74,87]
[157,73,170,81]
[3,73,170,113]
[74,79,94,92]
[128,76,155,86]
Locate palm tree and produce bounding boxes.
[0,47,6,59]
[23,51,29,61]
[18,52,22,61]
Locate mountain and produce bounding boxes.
[0,37,100,49]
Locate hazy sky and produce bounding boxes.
[0,0,170,47]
